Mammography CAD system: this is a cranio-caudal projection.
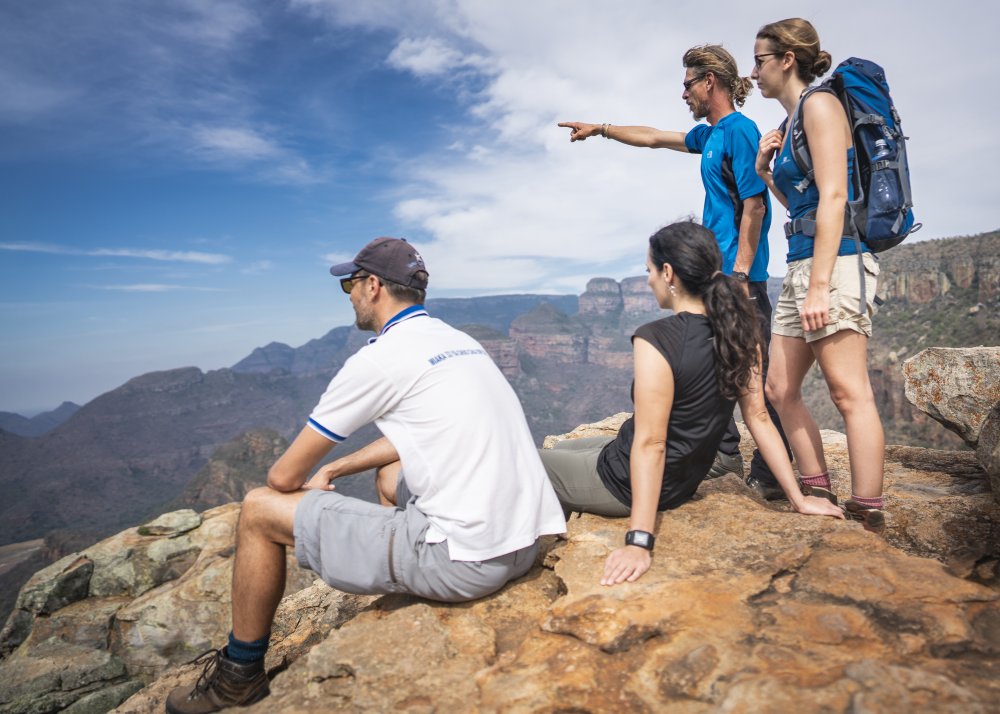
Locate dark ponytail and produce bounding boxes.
[648,222,761,400]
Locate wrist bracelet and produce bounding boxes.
[601,123,610,139]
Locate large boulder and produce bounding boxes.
[903,346,1000,445]
[0,504,315,713]
[112,427,1000,713]
[904,346,1000,503]
[978,404,1000,500]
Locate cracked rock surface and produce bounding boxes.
[116,426,1000,713]
[4,426,999,713]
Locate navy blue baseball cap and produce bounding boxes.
[329,237,428,289]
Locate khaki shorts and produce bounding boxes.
[773,252,880,343]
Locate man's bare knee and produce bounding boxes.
[239,486,300,544]
[375,462,402,506]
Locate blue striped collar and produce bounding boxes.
[368,304,428,344]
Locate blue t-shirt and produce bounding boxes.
[684,112,771,282]
[772,132,864,263]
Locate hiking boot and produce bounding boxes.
[706,451,744,480]
[743,473,787,501]
[800,483,838,505]
[165,648,269,714]
[843,500,886,535]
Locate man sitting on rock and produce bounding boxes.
[166,237,567,714]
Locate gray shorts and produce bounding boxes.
[293,477,539,603]
[539,437,630,518]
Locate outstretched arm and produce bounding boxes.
[738,359,844,519]
[558,121,689,151]
[601,338,673,585]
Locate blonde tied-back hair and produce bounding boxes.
[683,44,754,107]
[756,18,832,83]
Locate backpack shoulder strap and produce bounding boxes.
[787,85,836,193]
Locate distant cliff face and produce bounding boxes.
[461,325,522,378]
[509,278,665,367]
[578,277,623,316]
[879,233,1000,305]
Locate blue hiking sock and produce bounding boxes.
[226,631,269,664]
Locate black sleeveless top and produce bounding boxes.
[597,312,736,510]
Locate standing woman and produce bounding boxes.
[751,18,886,533]
[540,222,843,586]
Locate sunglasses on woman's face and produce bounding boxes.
[753,53,781,70]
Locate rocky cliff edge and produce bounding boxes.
[1,420,999,713]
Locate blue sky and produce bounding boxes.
[1,0,997,414]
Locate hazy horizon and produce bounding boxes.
[3,1,998,413]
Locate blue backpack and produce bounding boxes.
[783,57,921,306]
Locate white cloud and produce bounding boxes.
[0,242,232,265]
[297,0,1000,292]
[192,126,281,161]
[387,37,490,77]
[188,125,324,184]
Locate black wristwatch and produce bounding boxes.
[732,271,749,283]
[625,530,655,551]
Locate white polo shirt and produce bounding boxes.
[308,306,566,561]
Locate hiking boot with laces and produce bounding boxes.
[843,499,886,535]
[706,450,744,480]
[165,648,269,714]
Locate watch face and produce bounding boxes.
[627,530,653,548]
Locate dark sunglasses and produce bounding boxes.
[753,53,782,69]
[340,273,371,294]
[682,75,706,91]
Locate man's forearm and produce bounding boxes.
[327,436,400,478]
[606,125,689,151]
[733,194,765,275]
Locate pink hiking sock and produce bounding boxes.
[800,471,831,489]
[851,494,884,509]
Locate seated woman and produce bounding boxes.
[539,221,843,586]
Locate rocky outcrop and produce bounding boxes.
[177,429,288,512]
[903,347,1000,446]
[980,405,1000,502]
[509,303,587,364]
[621,276,660,316]
[879,232,1000,305]
[587,335,633,370]
[86,421,998,713]
[578,278,623,317]
[904,346,1000,503]
[462,325,521,379]
[0,506,315,713]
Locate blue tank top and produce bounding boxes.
[772,137,865,262]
